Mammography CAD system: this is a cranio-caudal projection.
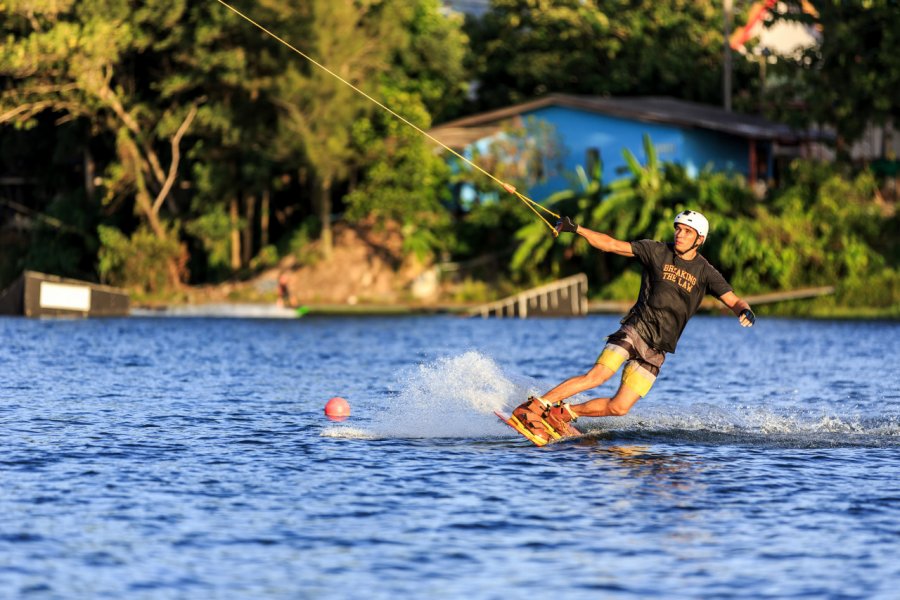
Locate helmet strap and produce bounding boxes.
[676,234,703,257]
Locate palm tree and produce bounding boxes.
[590,134,675,241]
[510,160,605,283]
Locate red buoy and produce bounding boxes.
[324,397,351,421]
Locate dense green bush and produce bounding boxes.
[97,225,186,295]
[184,206,234,281]
[714,163,898,311]
[511,152,899,315]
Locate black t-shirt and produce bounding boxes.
[623,239,733,353]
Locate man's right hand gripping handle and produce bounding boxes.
[555,216,579,234]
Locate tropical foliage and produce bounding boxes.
[0,0,468,292]
[513,146,898,315]
[0,0,896,314]
[713,163,899,313]
[465,0,759,111]
[764,1,900,154]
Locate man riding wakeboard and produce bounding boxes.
[512,210,756,444]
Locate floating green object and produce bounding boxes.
[296,305,310,317]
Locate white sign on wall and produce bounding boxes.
[39,282,92,312]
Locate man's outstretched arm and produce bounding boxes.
[719,291,756,327]
[556,217,633,257]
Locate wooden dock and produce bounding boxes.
[0,271,130,318]
[468,273,589,318]
[587,285,837,315]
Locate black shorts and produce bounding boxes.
[595,325,666,397]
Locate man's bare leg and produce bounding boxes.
[570,383,642,418]
[542,363,615,404]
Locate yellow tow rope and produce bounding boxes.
[212,0,560,236]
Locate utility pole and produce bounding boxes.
[724,0,733,112]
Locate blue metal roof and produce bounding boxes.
[431,94,802,148]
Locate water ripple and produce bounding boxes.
[0,316,898,599]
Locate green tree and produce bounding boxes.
[1,0,199,288]
[385,0,469,123]
[767,1,900,152]
[599,0,748,103]
[467,0,757,110]
[1,1,307,286]
[0,119,101,283]
[179,1,287,276]
[97,223,185,294]
[268,0,398,258]
[344,89,454,259]
[1,0,475,289]
[715,161,896,304]
[343,0,469,259]
[466,0,616,108]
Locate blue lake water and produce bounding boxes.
[1,314,899,599]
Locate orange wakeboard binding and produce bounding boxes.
[496,396,580,446]
[542,401,580,437]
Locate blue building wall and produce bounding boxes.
[680,128,749,178]
[471,105,753,202]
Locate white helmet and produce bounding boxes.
[673,210,709,240]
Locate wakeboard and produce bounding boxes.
[494,410,580,447]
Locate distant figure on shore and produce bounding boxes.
[277,272,296,308]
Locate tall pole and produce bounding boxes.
[724,0,733,112]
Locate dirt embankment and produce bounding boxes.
[276,220,437,305]
[187,220,440,307]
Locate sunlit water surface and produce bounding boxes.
[1,315,898,599]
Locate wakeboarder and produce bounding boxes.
[512,211,756,444]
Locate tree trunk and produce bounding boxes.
[242,193,256,267]
[230,196,241,270]
[316,175,333,258]
[260,189,270,248]
[118,128,184,290]
[84,147,96,201]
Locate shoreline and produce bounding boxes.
[128,300,899,320]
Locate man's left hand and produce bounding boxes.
[739,308,756,327]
